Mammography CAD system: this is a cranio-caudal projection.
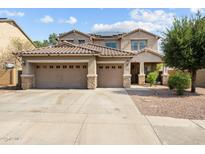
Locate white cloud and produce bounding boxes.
[190,8,205,14]
[40,15,54,24]
[0,10,24,17]
[92,9,175,35]
[59,16,77,25]
[93,21,158,33]
[130,9,175,25]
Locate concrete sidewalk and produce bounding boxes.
[146,116,205,145]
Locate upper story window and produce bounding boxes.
[67,40,74,43]
[105,41,117,49]
[131,40,148,51]
[78,40,85,44]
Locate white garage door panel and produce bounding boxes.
[97,64,123,88]
[35,63,87,89]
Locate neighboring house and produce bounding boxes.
[16,28,169,89]
[0,18,35,86]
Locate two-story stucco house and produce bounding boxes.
[15,29,169,89]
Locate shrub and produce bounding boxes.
[146,71,158,86]
[168,71,191,95]
[168,76,175,90]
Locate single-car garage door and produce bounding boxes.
[97,64,123,88]
[35,63,87,89]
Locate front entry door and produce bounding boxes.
[131,63,139,84]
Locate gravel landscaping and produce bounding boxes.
[127,86,205,120]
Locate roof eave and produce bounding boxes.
[98,55,134,58]
[17,53,100,57]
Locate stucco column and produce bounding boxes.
[123,59,131,88]
[161,64,169,85]
[138,62,145,85]
[87,56,97,89]
[21,61,35,89]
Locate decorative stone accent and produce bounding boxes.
[87,74,97,89]
[21,74,34,90]
[138,74,145,85]
[123,74,131,88]
[161,74,169,85]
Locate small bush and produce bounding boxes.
[146,71,158,86]
[168,71,191,95]
[168,76,175,90]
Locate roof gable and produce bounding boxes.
[131,48,163,63]
[59,29,91,39]
[121,28,161,39]
[136,48,163,58]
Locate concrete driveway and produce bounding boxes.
[0,88,160,145]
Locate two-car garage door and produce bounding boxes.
[35,63,87,89]
[34,63,123,89]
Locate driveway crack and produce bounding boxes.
[74,114,88,145]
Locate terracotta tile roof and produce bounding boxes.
[14,42,134,57]
[15,43,99,56]
[79,43,135,57]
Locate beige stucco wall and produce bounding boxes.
[131,51,163,63]
[0,22,34,56]
[0,21,34,86]
[196,69,205,87]
[59,32,91,44]
[120,31,158,51]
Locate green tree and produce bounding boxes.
[162,12,205,93]
[48,33,58,45]
[33,33,58,48]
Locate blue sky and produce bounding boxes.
[0,8,203,41]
